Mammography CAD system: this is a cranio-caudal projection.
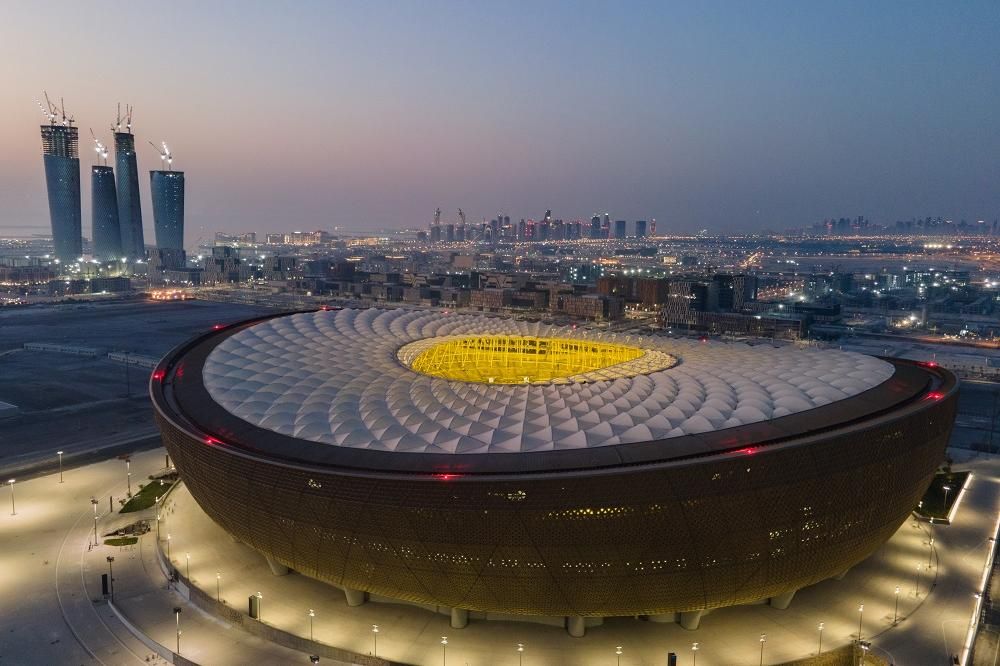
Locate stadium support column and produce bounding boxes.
[344,587,366,606]
[649,613,679,623]
[450,608,468,629]
[679,610,703,630]
[770,589,797,610]
[566,616,586,637]
[264,556,289,576]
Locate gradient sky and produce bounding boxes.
[2,1,999,238]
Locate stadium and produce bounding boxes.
[150,308,958,633]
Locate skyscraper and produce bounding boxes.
[40,124,82,262]
[614,220,627,239]
[635,220,647,238]
[91,165,122,261]
[150,170,185,250]
[115,131,144,260]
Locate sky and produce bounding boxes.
[1,0,999,239]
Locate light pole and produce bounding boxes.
[517,642,524,666]
[308,609,315,641]
[8,479,15,515]
[692,641,699,665]
[616,645,622,666]
[440,636,447,666]
[216,571,222,602]
[894,586,900,623]
[166,533,171,560]
[107,556,115,600]
[156,513,161,540]
[817,622,824,654]
[759,633,766,666]
[256,592,263,622]
[857,603,864,642]
[185,553,191,579]
[942,484,953,515]
[173,607,182,654]
[915,563,921,597]
[928,537,935,568]
[91,497,99,545]
[125,457,131,496]
[57,451,64,483]
[372,624,379,657]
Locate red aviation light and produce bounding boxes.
[925,392,944,401]
[921,361,938,368]
[211,324,225,331]
[151,369,166,382]
[204,435,222,445]
[433,473,462,481]
[734,446,759,456]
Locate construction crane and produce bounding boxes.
[36,92,58,124]
[59,97,75,127]
[112,103,134,133]
[148,141,173,170]
[457,209,466,226]
[433,208,442,226]
[90,129,109,165]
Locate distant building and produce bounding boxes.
[150,170,185,250]
[40,124,82,262]
[614,220,627,239]
[114,132,145,260]
[634,220,647,238]
[590,216,602,239]
[91,165,121,261]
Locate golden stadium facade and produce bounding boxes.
[150,309,958,629]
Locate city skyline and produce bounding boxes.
[2,1,1000,238]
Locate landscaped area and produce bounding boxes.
[915,469,970,521]
[120,477,174,513]
[104,536,138,547]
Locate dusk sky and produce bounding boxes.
[2,1,999,238]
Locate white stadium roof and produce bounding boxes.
[201,309,895,455]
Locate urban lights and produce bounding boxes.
[173,607,182,654]
[440,636,448,666]
[759,633,766,666]
[817,622,824,654]
[308,609,315,641]
[516,643,524,666]
[372,624,379,657]
[616,645,623,666]
[692,641,699,666]
[7,479,15,515]
[57,450,64,483]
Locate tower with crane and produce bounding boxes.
[149,140,185,253]
[90,128,122,261]
[113,104,145,261]
[37,91,82,263]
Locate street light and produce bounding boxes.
[125,457,131,496]
[185,552,190,579]
[91,497,99,545]
[57,451,64,483]
[759,633,766,666]
[915,563,921,597]
[817,622,824,654]
[106,556,115,600]
[441,636,448,666]
[166,533,171,560]
[857,603,864,642]
[942,484,954,514]
[616,645,623,666]
[928,536,935,568]
[173,607,182,654]
[517,642,524,666]
[8,479,15,515]
[216,571,222,602]
[894,585,900,623]
[256,592,263,622]
[692,641,699,666]
[372,624,379,657]
[308,609,315,641]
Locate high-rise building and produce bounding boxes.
[590,216,602,239]
[150,170,185,250]
[115,132,144,260]
[635,220,647,238]
[91,165,122,261]
[40,124,82,262]
[614,220,627,239]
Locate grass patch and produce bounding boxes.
[915,470,970,520]
[105,537,138,547]
[120,478,174,513]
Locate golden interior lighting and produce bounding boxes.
[401,335,675,384]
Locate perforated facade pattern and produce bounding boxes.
[152,312,958,617]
